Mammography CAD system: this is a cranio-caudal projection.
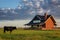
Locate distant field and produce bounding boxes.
[0,28,60,40]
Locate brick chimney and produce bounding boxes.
[44,12,48,20]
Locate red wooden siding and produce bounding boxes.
[44,17,54,30]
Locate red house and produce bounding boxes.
[25,13,56,30]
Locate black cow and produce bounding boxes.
[4,26,16,33]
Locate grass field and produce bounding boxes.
[0,28,60,40]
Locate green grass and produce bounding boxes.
[0,28,60,40]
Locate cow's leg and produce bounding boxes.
[4,30,5,33]
[10,30,12,33]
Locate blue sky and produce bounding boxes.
[0,0,20,8]
[0,0,60,27]
[0,0,60,20]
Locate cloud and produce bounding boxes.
[0,0,60,20]
[58,5,60,7]
[35,2,40,8]
[23,0,27,2]
[52,0,57,2]
[40,0,44,1]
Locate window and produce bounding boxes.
[33,20,41,23]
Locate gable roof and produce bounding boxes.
[25,15,56,26]
[49,16,56,25]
